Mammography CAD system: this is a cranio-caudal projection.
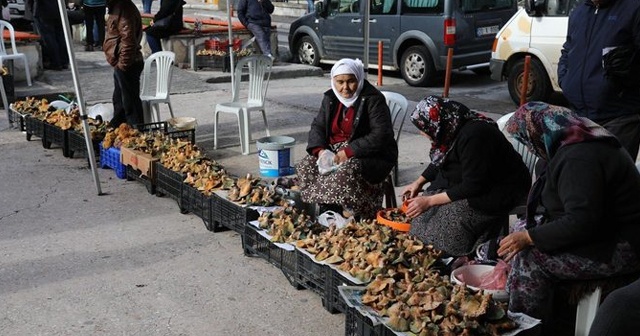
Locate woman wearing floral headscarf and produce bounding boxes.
[403,96,530,257]
[498,102,640,326]
[296,58,398,219]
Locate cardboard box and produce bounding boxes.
[120,147,158,178]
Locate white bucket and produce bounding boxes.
[256,136,296,177]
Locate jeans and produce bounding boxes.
[307,0,315,13]
[146,33,162,54]
[246,22,272,56]
[84,6,106,47]
[142,0,153,14]
[110,62,144,128]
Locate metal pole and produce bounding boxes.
[362,0,370,79]
[227,0,236,97]
[56,0,103,195]
[443,47,453,98]
[520,55,531,106]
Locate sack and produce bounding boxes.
[153,15,174,28]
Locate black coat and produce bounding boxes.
[146,0,184,37]
[237,0,274,28]
[529,141,640,262]
[422,120,532,215]
[306,81,398,184]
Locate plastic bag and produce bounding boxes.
[317,210,349,229]
[88,103,114,121]
[478,259,510,290]
[317,150,338,175]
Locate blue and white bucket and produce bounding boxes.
[256,136,296,177]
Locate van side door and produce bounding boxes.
[367,0,401,67]
[321,0,365,60]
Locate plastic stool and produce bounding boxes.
[575,286,601,336]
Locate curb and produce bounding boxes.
[205,64,324,83]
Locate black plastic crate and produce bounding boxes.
[295,249,330,298]
[125,165,156,195]
[167,129,196,144]
[67,130,101,161]
[8,108,26,131]
[42,122,70,157]
[24,116,44,141]
[326,268,359,314]
[155,162,185,207]
[181,183,227,232]
[344,306,385,336]
[135,121,168,133]
[215,197,260,234]
[242,225,302,289]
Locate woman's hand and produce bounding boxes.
[402,179,426,200]
[404,192,450,218]
[334,150,348,165]
[498,231,533,262]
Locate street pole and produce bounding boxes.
[56,0,102,195]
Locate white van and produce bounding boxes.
[489,0,580,105]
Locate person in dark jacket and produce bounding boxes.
[402,96,531,257]
[498,102,640,328]
[31,0,69,70]
[296,58,398,219]
[558,0,640,161]
[104,0,144,127]
[144,0,185,54]
[237,0,274,58]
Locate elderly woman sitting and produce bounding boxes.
[498,102,640,331]
[296,58,398,219]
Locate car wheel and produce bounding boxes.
[507,57,552,106]
[296,36,320,67]
[400,45,436,87]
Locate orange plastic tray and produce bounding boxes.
[376,202,411,232]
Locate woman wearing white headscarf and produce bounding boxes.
[296,58,398,219]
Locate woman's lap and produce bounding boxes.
[296,154,383,219]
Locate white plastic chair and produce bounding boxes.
[213,55,273,155]
[0,20,32,86]
[381,91,409,185]
[575,287,601,336]
[140,51,175,123]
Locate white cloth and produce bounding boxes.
[330,58,364,108]
[2,6,11,21]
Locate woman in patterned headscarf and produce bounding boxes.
[498,102,640,326]
[403,96,531,257]
[296,58,398,219]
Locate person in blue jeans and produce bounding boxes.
[142,0,153,13]
[237,0,274,58]
[307,0,315,13]
[83,0,106,51]
[145,0,184,53]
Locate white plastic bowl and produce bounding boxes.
[168,117,197,130]
[451,264,509,302]
[49,100,70,111]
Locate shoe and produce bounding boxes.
[85,45,94,52]
[44,65,63,71]
[93,44,102,51]
[61,64,69,70]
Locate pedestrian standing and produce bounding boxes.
[558,0,640,161]
[104,0,144,128]
[83,0,107,51]
[30,0,69,71]
[237,0,274,58]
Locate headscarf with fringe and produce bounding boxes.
[410,95,495,166]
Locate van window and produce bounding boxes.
[329,0,360,15]
[401,0,443,14]
[461,0,514,12]
[371,0,397,14]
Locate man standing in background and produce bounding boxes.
[104,0,144,127]
[558,0,640,161]
[237,0,275,59]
